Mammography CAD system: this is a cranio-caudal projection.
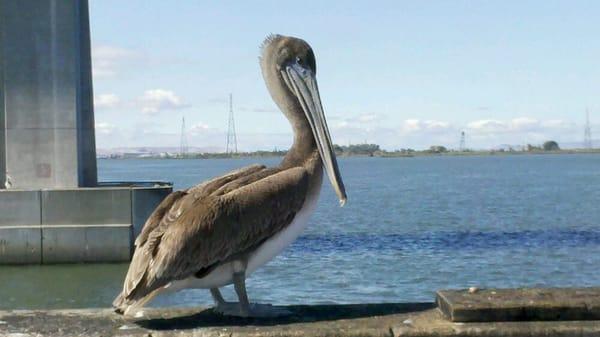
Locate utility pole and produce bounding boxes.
[226,93,238,154]
[584,109,592,149]
[179,116,188,158]
[459,131,466,151]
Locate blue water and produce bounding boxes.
[1,154,599,309]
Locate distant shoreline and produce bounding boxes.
[98,149,600,160]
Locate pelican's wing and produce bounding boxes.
[119,164,268,301]
[117,165,309,306]
[134,190,187,247]
[134,164,267,249]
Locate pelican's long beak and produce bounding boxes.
[283,62,347,206]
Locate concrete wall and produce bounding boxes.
[0,0,97,189]
[0,4,5,188]
[75,0,98,187]
[0,190,42,264]
[132,186,173,238]
[41,188,133,263]
[0,183,172,264]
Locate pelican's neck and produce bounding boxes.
[260,50,318,169]
[281,112,318,168]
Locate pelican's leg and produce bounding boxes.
[232,271,292,318]
[233,271,251,316]
[213,262,292,317]
[211,287,241,315]
[210,288,226,306]
[212,271,251,316]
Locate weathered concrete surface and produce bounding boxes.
[0,0,175,265]
[437,287,600,322]
[0,190,42,263]
[1,304,600,337]
[40,187,132,262]
[0,183,172,264]
[0,0,97,189]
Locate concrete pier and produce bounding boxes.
[0,0,173,264]
[1,302,599,336]
[0,183,171,264]
[1,288,600,336]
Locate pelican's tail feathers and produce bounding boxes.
[112,292,127,314]
[113,288,160,317]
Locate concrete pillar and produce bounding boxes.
[0,33,5,187]
[0,0,174,265]
[0,0,97,189]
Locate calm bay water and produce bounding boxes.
[1,154,600,309]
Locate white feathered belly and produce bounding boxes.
[165,185,322,292]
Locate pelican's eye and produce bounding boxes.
[296,56,302,65]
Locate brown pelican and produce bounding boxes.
[113,34,346,317]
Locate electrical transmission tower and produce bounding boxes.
[584,109,592,149]
[179,116,188,158]
[459,131,466,151]
[226,93,238,154]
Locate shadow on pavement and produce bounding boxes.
[135,302,435,330]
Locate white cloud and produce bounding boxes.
[424,120,451,131]
[94,93,121,109]
[463,117,583,149]
[189,122,218,135]
[92,45,136,78]
[541,119,574,129]
[239,106,279,113]
[333,113,385,129]
[466,117,574,134]
[402,119,422,132]
[190,122,210,131]
[467,119,507,132]
[335,120,350,128]
[138,89,189,114]
[95,122,116,135]
[402,119,452,133]
[357,113,378,123]
[466,117,556,134]
[93,111,587,151]
[330,116,583,150]
[510,117,539,131]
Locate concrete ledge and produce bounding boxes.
[0,182,171,264]
[437,287,600,322]
[1,304,600,337]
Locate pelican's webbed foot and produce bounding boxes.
[209,272,292,318]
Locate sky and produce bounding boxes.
[89,0,600,151]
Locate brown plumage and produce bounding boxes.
[113,156,321,309]
[114,34,346,317]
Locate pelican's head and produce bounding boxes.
[260,34,346,206]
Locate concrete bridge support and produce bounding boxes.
[0,0,172,264]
